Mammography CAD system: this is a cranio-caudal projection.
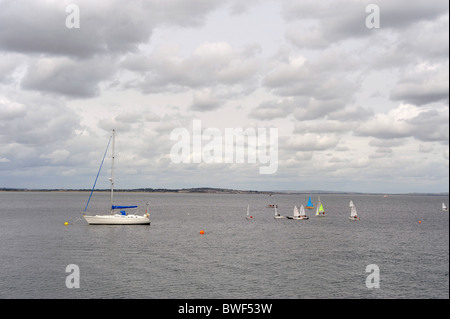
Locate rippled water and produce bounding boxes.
[0,191,448,299]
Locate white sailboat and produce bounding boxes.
[246,204,253,220]
[287,205,301,220]
[274,205,284,219]
[315,196,326,217]
[298,204,309,220]
[443,202,448,212]
[83,130,150,225]
[348,200,359,221]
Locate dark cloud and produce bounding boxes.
[283,0,448,48]
[0,96,80,146]
[390,65,449,106]
[20,56,117,98]
[190,90,224,111]
[0,0,224,58]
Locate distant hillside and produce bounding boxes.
[0,187,448,196]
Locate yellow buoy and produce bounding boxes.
[64,222,69,226]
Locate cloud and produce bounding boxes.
[282,133,340,152]
[0,0,148,58]
[264,49,359,115]
[0,0,447,193]
[283,0,448,49]
[0,99,26,120]
[20,56,117,98]
[0,53,23,84]
[123,42,261,96]
[0,0,226,58]
[0,95,80,146]
[355,104,449,142]
[249,99,296,120]
[390,63,449,106]
[190,89,224,111]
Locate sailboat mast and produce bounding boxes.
[110,129,115,214]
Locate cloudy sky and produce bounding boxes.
[0,0,448,193]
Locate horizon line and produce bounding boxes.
[0,187,448,196]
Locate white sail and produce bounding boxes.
[293,206,300,217]
[443,202,448,211]
[246,204,253,220]
[349,200,354,208]
[274,206,284,219]
[350,205,357,218]
[299,205,306,217]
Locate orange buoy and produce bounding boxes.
[199,230,205,235]
[418,221,422,224]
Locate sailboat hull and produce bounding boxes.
[84,214,150,225]
[348,216,360,221]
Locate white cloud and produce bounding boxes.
[123,41,261,97]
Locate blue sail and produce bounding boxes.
[112,205,138,209]
[306,196,314,208]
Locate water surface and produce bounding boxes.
[0,192,448,299]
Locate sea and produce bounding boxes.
[0,191,448,299]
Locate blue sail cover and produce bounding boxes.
[112,205,138,209]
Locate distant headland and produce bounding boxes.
[0,187,448,196]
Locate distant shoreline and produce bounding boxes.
[0,187,448,196]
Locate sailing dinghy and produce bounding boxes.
[315,196,326,217]
[286,205,300,220]
[306,196,314,209]
[274,205,284,219]
[443,202,448,212]
[298,204,309,220]
[83,130,150,225]
[348,200,359,221]
[246,204,253,220]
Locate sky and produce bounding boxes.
[0,0,448,193]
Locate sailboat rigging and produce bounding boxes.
[83,130,150,225]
